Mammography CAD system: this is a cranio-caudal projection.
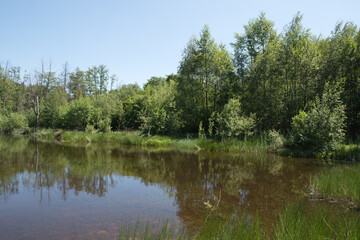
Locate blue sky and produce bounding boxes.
[1,0,359,87]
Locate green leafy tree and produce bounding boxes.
[40,87,68,128]
[68,67,86,100]
[177,25,235,132]
[141,79,181,135]
[113,84,144,129]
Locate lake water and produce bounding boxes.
[0,135,320,239]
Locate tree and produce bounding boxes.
[69,67,86,100]
[40,87,68,128]
[60,62,70,93]
[141,78,181,135]
[232,12,281,130]
[177,25,235,132]
[84,65,109,96]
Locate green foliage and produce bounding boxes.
[334,144,360,162]
[0,14,359,159]
[198,121,206,139]
[268,130,284,152]
[0,112,27,133]
[40,87,68,128]
[217,98,255,139]
[176,25,235,132]
[64,97,93,130]
[98,117,111,133]
[141,79,181,135]
[85,124,95,134]
[291,83,346,156]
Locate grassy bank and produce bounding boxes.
[32,129,360,161]
[34,129,270,152]
[333,144,360,162]
[310,163,360,206]
[112,201,359,239]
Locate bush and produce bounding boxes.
[0,112,28,133]
[64,97,93,130]
[110,103,125,131]
[98,118,111,133]
[217,98,255,139]
[291,83,346,156]
[268,130,285,152]
[85,124,96,134]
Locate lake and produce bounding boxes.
[0,135,320,239]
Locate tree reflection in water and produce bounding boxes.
[0,135,318,230]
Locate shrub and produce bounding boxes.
[98,118,111,133]
[64,97,93,130]
[268,130,284,152]
[291,83,346,156]
[85,124,96,134]
[0,112,27,133]
[217,98,255,139]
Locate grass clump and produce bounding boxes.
[309,163,360,206]
[193,215,264,240]
[274,202,360,239]
[117,218,182,240]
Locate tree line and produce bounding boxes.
[0,12,359,146]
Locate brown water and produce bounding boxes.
[0,135,320,239]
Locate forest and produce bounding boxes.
[0,12,359,157]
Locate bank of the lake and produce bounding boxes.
[32,129,360,161]
[33,129,270,152]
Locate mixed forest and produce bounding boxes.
[1,12,359,157]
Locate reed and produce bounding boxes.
[310,163,360,205]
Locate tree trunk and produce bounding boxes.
[33,95,40,129]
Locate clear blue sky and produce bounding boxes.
[1,0,359,87]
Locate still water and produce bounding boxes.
[0,136,319,239]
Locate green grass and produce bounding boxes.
[33,129,271,152]
[334,144,360,162]
[116,218,182,240]
[274,202,360,239]
[310,163,360,206]
[110,201,360,239]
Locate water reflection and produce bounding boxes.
[0,135,318,239]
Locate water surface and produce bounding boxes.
[0,136,319,239]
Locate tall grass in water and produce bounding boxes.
[310,163,360,205]
[193,214,264,239]
[111,202,359,239]
[274,202,360,239]
[117,218,182,240]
